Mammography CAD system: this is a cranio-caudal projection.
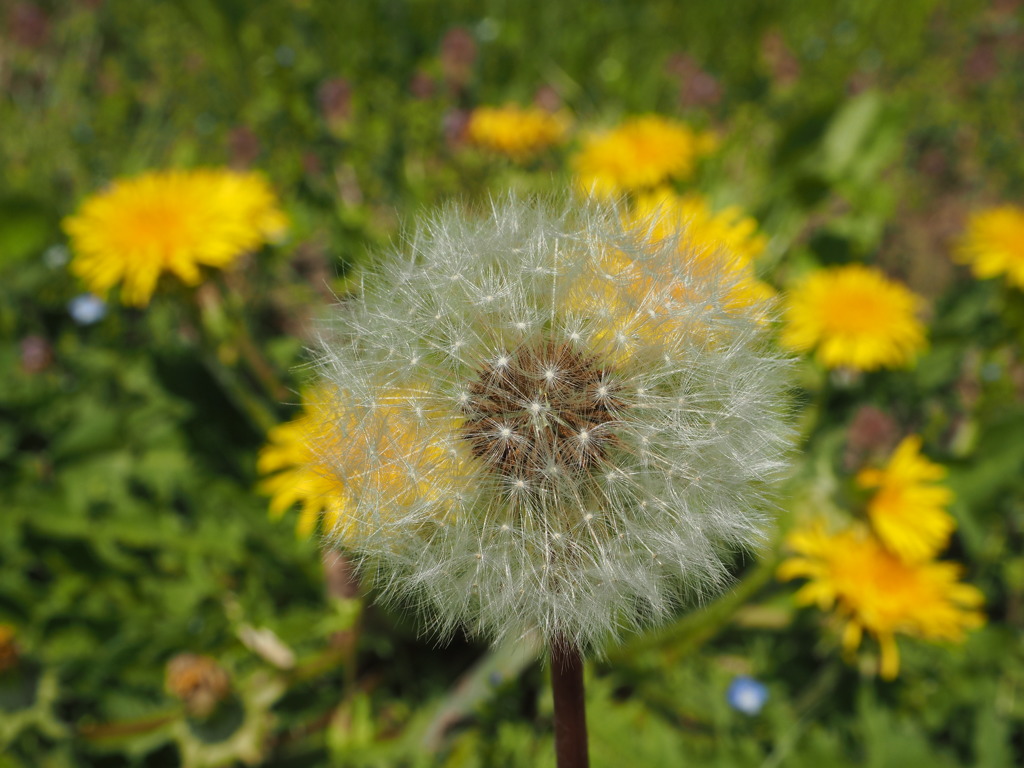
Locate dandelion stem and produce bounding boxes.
[199,349,278,434]
[551,638,589,768]
[322,550,361,693]
[202,280,291,403]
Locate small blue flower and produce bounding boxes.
[727,675,768,715]
[68,293,106,326]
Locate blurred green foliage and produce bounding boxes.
[2,0,1024,765]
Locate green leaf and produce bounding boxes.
[973,695,1012,768]
[0,198,55,269]
[820,91,884,180]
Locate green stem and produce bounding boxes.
[418,638,540,753]
[78,712,177,741]
[199,349,278,434]
[759,661,842,768]
[234,319,291,403]
[198,281,291,402]
[189,282,286,433]
[216,277,291,403]
[322,550,362,696]
[612,555,779,661]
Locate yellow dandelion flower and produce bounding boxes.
[258,386,472,541]
[568,190,774,366]
[466,104,571,160]
[321,387,473,542]
[563,240,775,371]
[64,168,287,307]
[573,115,718,196]
[857,435,955,562]
[632,190,775,317]
[781,265,926,371]
[779,521,984,679]
[634,190,767,268]
[258,390,345,539]
[956,205,1024,288]
[213,169,289,244]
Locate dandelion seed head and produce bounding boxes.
[313,195,794,653]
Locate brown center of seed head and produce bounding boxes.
[459,340,623,488]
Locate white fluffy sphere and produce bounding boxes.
[314,196,793,653]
